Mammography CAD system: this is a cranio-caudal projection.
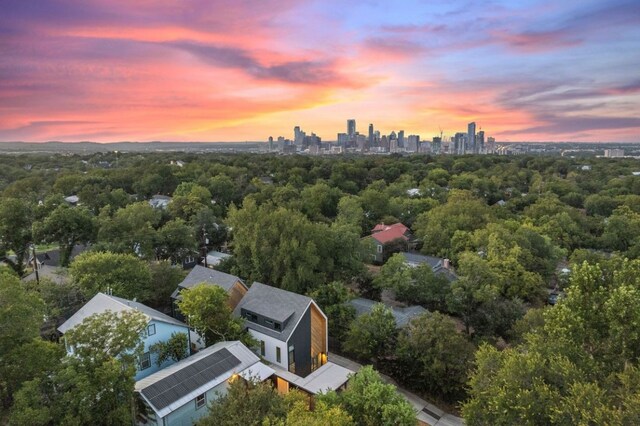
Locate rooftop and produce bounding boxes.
[136,341,273,418]
[233,282,313,342]
[58,292,187,334]
[370,223,410,245]
[171,265,245,299]
[272,361,353,395]
[349,298,427,328]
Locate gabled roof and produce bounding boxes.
[233,282,314,342]
[135,341,273,419]
[31,244,88,267]
[58,293,187,334]
[171,265,245,299]
[349,298,427,328]
[400,252,443,268]
[369,223,410,245]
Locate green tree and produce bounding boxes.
[154,219,197,264]
[343,303,396,361]
[177,284,247,346]
[462,259,640,425]
[149,332,189,366]
[396,312,475,400]
[0,272,48,408]
[284,400,354,426]
[308,281,356,343]
[97,201,160,258]
[11,310,147,426]
[33,204,95,266]
[70,251,152,300]
[0,198,33,275]
[322,365,415,426]
[414,190,494,258]
[146,261,186,309]
[197,378,288,426]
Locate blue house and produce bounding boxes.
[58,292,191,380]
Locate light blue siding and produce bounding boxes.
[160,381,229,426]
[135,320,191,381]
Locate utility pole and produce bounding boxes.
[31,244,39,285]
[201,225,209,268]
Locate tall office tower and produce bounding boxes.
[268,136,274,152]
[374,130,381,146]
[368,124,374,147]
[294,126,302,145]
[380,135,389,151]
[467,122,476,154]
[453,132,464,155]
[347,119,356,138]
[337,133,349,148]
[477,131,485,154]
[431,137,442,155]
[407,135,420,152]
[487,137,496,154]
[398,130,405,148]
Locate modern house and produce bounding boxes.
[399,252,457,282]
[58,292,191,381]
[135,340,274,426]
[28,244,88,269]
[233,282,328,379]
[203,250,231,267]
[149,195,172,209]
[171,266,248,319]
[364,223,415,264]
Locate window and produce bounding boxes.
[288,346,295,374]
[147,324,156,336]
[140,352,151,370]
[245,312,258,322]
[260,340,265,356]
[274,322,281,331]
[195,393,206,409]
[265,319,274,327]
[276,347,281,363]
[377,244,383,253]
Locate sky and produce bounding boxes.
[1,0,639,143]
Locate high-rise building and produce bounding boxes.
[487,137,496,154]
[347,119,356,138]
[407,135,420,152]
[368,124,374,147]
[454,132,465,155]
[337,133,349,148]
[604,149,625,158]
[467,122,476,154]
[431,137,442,155]
[477,130,485,154]
[268,136,274,152]
[398,130,405,148]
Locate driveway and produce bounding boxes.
[329,352,464,426]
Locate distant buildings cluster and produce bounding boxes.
[267,119,497,155]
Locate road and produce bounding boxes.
[329,352,464,426]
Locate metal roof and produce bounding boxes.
[141,348,240,411]
[272,361,353,395]
[233,282,313,342]
[58,293,187,334]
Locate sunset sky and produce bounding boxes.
[1,0,639,143]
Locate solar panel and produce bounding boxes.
[141,348,241,410]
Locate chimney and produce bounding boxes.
[443,259,451,269]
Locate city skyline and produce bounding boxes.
[1,0,639,143]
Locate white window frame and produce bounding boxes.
[195,393,206,409]
[140,352,151,370]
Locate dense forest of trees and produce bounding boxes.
[1,151,640,424]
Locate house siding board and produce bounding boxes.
[310,304,327,360]
[289,308,312,378]
[249,329,288,370]
[161,381,228,426]
[228,282,248,310]
[136,321,191,381]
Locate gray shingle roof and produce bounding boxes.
[400,252,443,268]
[58,293,187,334]
[349,298,427,328]
[172,266,245,299]
[233,282,313,342]
[179,265,244,291]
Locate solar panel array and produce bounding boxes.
[141,348,241,410]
